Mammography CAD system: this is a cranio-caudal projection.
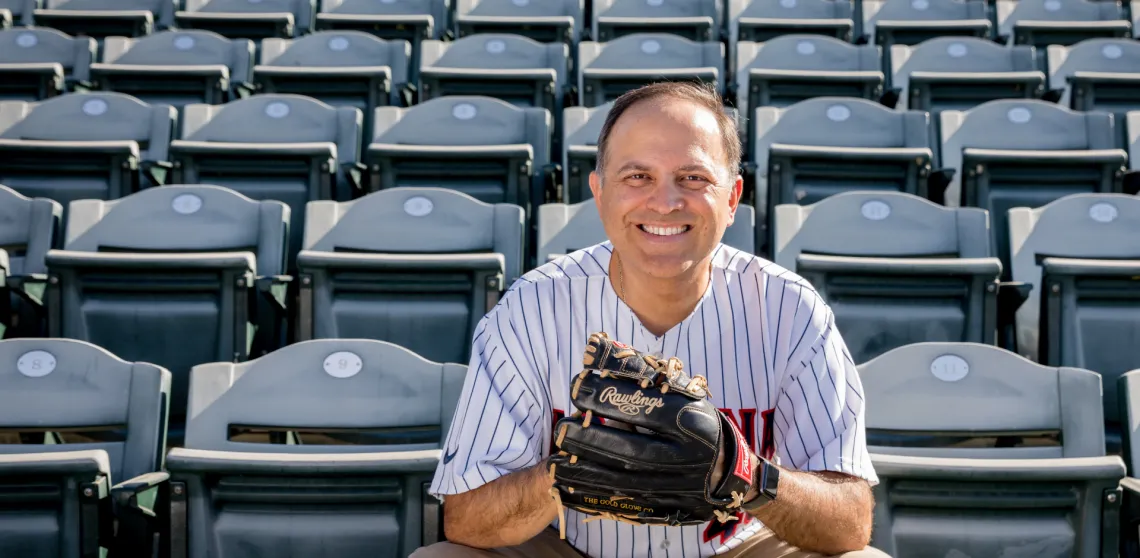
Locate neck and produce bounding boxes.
[612,251,711,337]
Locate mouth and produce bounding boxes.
[637,224,692,237]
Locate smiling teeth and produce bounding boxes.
[641,225,688,236]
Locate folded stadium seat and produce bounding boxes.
[314,0,450,87]
[366,95,552,216]
[0,184,59,339]
[175,0,314,39]
[419,33,568,118]
[995,0,1131,73]
[561,102,740,202]
[1008,193,1140,454]
[937,99,1127,279]
[861,342,1124,558]
[0,27,95,102]
[728,0,855,45]
[89,30,254,111]
[454,0,584,45]
[772,191,999,362]
[888,37,1044,141]
[577,33,724,107]
[170,94,362,262]
[592,0,722,41]
[32,0,176,39]
[0,92,175,209]
[135,339,466,558]
[751,96,934,254]
[296,188,523,364]
[861,0,990,73]
[734,35,883,150]
[538,200,756,262]
[1048,38,1140,149]
[44,185,290,437]
[0,337,171,558]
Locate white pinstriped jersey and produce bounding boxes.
[430,241,878,558]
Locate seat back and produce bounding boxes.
[862,0,990,51]
[0,337,170,481]
[368,95,550,208]
[775,191,998,361]
[577,34,725,106]
[0,28,94,101]
[940,99,1125,276]
[419,34,567,112]
[179,0,314,38]
[1049,38,1140,148]
[170,339,466,558]
[562,101,611,202]
[890,37,1042,113]
[730,0,855,43]
[861,342,1121,558]
[0,92,175,208]
[95,30,254,109]
[47,185,289,421]
[538,200,755,260]
[297,187,522,364]
[35,0,176,38]
[1009,193,1140,432]
[455,0,584,43]
[593,0,721,41]
[997,0,1129,71]
[0,184,60,278]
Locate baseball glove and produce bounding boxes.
[547,332,757,537]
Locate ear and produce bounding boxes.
[589,170,603,206]
[726,174,743,226]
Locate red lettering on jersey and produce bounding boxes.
[703,512,753,544]
[759,409,776,461]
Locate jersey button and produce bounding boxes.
[660,539,670,549]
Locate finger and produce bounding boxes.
[554,416,715,472]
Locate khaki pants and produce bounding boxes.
[409,527,891,558]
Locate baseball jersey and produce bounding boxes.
[430,241,878,558]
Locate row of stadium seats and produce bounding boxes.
[5,183,1137,448]
[1,334,1138,557]
[2,0,1136,50]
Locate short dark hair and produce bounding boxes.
[594,82,742,178]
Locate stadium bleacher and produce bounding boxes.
[1,0,1140,555]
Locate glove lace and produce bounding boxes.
[613,348,713,398]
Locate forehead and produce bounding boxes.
[604,97,728,166]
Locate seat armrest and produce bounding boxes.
[997,281,1031,352]
[770,144,932,162]
[111,471,170,518]
[296,250,505,273]
[796,254,1002,277]
[255,274,291,313]
[166,447,442,475]
[1040,257,1140,277]
[46,250,257,272]
[7,272,47,309]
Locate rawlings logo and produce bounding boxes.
[600,387,665,416]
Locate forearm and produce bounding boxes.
[746,467,874,555]
[443,459,559,548]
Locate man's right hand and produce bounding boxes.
[442,458,560,549]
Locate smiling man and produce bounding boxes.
[412,82,889,558]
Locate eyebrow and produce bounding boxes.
[613,162,717,174]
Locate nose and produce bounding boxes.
[644,179,685,215]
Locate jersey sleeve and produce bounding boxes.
[429,290,549,500]
[771,291,878,485]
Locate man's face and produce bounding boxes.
[589,97,742,280]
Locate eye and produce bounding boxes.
[680,175,712,189]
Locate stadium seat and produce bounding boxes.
[862,0,990,72]
[170,94,362,261]
[453,0,584,44]
[734,35,883,145]
[728,0,855,44]
[0,27,94,101]
[314,0,449,85]
[1048,38,1140,148]
[297,187,522,364]
[256,31,411,142]
[419,33,568,117]
[773,191,1000,362]
[366,95,552,214]
[996,0,1131,72]
[862,342,1124,558]
[577,33,724,107]
[90,30,254,109]
[33,0,175,39]
[937,99,1127,278]
[1008,193,1140,453]
[538,200,756,261]
[43,184,290,429]
[1117,370,1140,555]
[175,0,314,39]
[0,337,171,558]
[0,184,59,339]
[592,0,722,41]
[0,92,175,209]
[154,338,464,558]
[887,37,1044,116]
[752,96,934,253]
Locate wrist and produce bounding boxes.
[741,456,779,513]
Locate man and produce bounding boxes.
[413,82,887,558]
